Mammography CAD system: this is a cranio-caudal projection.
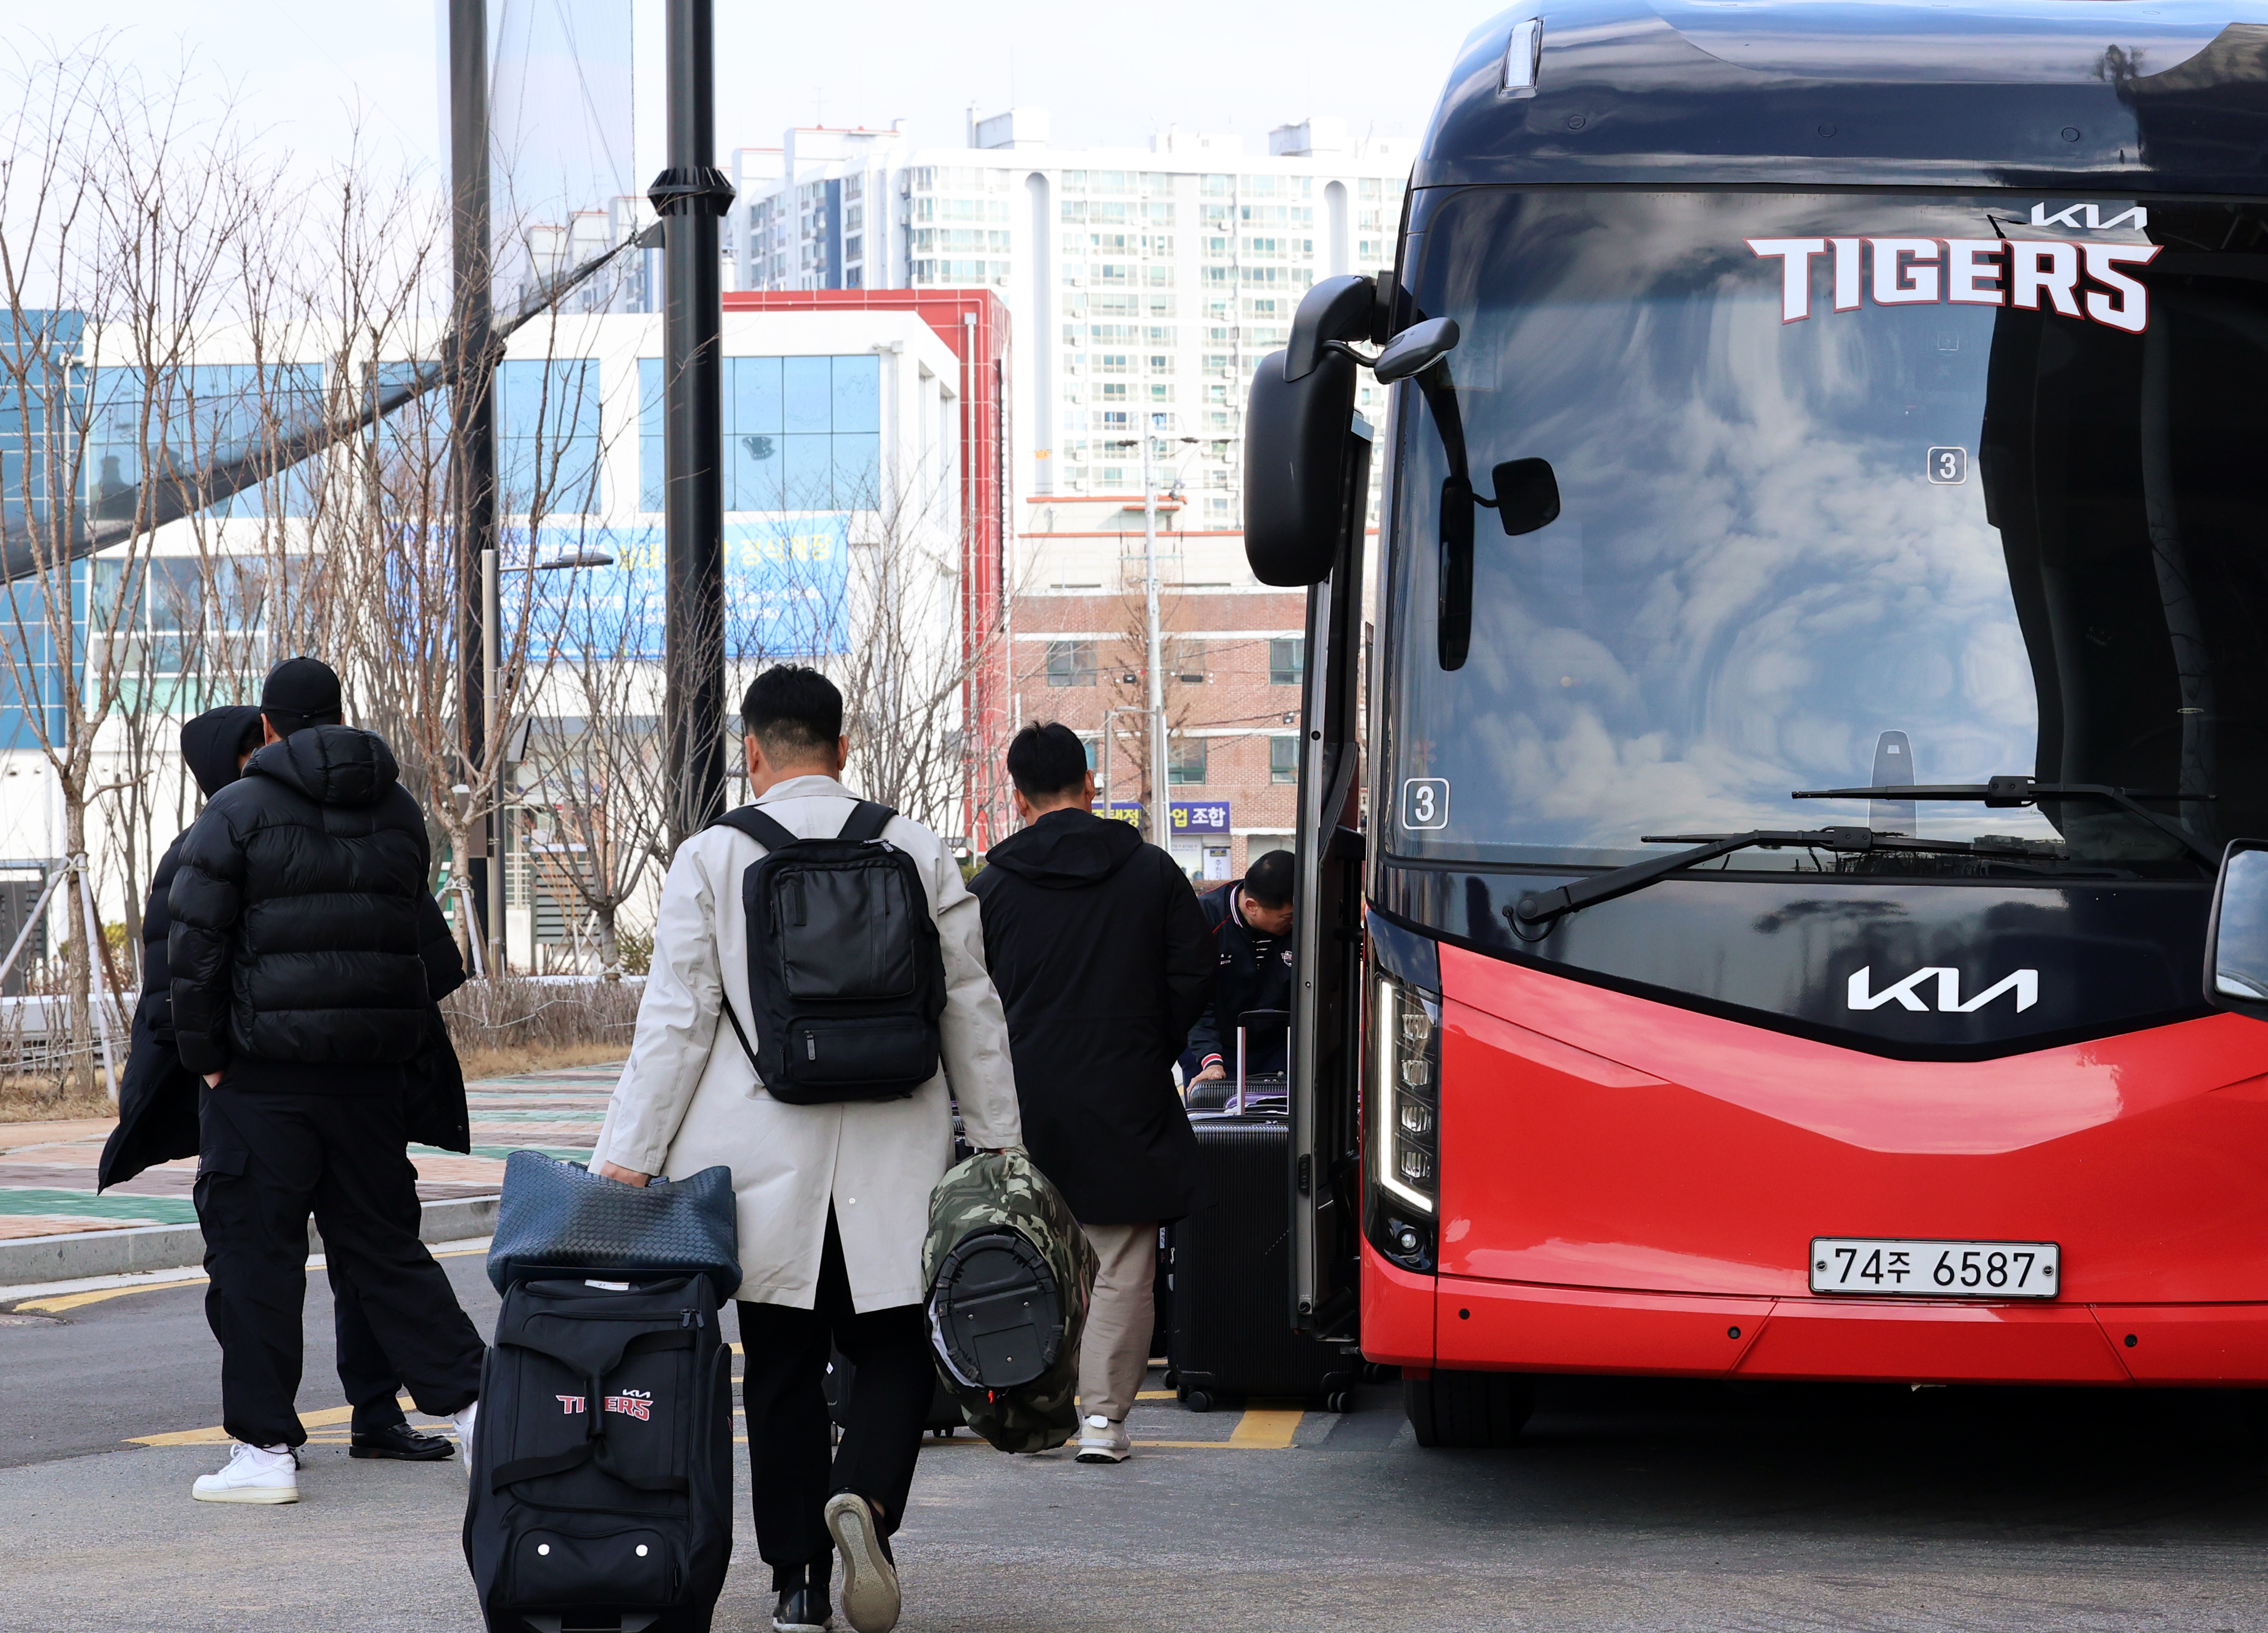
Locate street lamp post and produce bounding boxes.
[651,0,735,853]
[1111,424,1200,852]
[447,0,497,963]
[1140,419,1168,850]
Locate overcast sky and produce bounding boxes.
[34,0,1490,187]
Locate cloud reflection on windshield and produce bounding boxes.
[1394,190,2063,863]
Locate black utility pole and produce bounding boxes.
[449,0,499,965]
[651,0,735,849]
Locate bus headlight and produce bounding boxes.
[1371,973,1441,1228]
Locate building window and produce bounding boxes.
[1271,736,1299,784]
[641,354,880,513]
[499,358,603,515]
[1168,736,1207,785]
[1270,638,1305,688]
[1046,640,1097,688]
[1171,639,1206,683]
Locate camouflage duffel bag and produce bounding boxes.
[922,1148,1099,1453]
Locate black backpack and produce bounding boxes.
[710,800,946,1105]
[462,1274,734,1633]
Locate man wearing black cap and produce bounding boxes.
[103,705,465,1475]
[170,657,486,1504]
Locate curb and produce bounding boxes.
[0,1195,501,1287]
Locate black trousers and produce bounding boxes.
[330,1267,410,1434]
[194,1085,485,1449]
[739,1212,931,1591]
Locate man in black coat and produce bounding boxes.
[169,657,485,1505]
[100,704,467,1468]
[1183,848,1297,1095]
[971,722,1211,1464]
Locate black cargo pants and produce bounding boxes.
[739,1210,931,1592]
[194,1084,485,1449]
[330,1266,414,1435]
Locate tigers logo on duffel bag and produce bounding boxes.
[555,1389,656,1421]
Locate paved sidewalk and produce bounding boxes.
[0,1062,620,1241]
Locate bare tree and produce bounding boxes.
[0,48,275,1092]
[517,565,670,977]
[726,456,1016,842]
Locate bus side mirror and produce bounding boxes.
[1492,458,1561,536]
[1245,345,1360,587]
[1248,277,1384,587]
[1372,317,1460,384]
[2204,841,2268,1022]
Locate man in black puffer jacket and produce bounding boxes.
[103,703,470,1467]
[169,657,485,1505]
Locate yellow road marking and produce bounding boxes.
[15,1246,491,1315]
[1136,1389,1176,1399]
[134,1406,1300,1452]
[1226,1409,1304,1449]
[19,1280,206,1315]
[134,1405,358,1447]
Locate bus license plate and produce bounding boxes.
[1810,1238,2060,1299]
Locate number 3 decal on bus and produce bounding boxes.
[1402,778,1451,830]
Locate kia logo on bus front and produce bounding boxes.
[1845,966,2039,1013]
[2029,203,2147,231]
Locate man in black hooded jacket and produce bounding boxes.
[101,705,465,1467]
[169,657,485,1504]
[971,722,1211,1464]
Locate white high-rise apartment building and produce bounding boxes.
[724,111,1412,544]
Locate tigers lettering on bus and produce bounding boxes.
[1745,208,2160,334]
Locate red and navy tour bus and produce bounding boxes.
[1249,0,2268,1445]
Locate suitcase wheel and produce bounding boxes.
[1325,1390,1353,1414]
[1161,1369,1177,1389]
[1183,1388,1215,1414]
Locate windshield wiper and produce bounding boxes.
[1790,776,2218,867]
[1509,826,2009,931]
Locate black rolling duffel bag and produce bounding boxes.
[1167,1110,1358,1414]
[463,1273,734,1633]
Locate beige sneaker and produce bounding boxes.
[824,1491,900,1633]
[1074,1414,1131,1464]
[192,1441,300,1504]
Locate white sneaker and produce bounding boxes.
[1074,1414,1130,1464]
[452,1401,479,1474]
[191,1441,299,1504]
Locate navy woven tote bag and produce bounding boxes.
[487,1151,740,1304]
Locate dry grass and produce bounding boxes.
[456,1040,627,1083]
[439,976,642,1081]
[0,1078,117,1123]
[0,975,642,1123]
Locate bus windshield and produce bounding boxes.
[1383,190,2268,881]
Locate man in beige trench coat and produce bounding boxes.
[591,665,1022,1633]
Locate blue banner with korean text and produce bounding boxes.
[1170,801,1231,837]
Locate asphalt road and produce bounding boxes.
[4,1261,2266,1631]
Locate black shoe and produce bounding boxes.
[772,1585,831,1633]
[348,1422,455,1461]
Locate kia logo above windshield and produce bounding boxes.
[1846,966,2039,1014]
[2029,203,2147,231]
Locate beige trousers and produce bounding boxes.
[1076,1220,1159,1424]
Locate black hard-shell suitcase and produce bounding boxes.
[1166,1111,1359,1413]
[464,1274,735,1633]
[824,1348,967,1438]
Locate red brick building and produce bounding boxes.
[1011,489,1307,880]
